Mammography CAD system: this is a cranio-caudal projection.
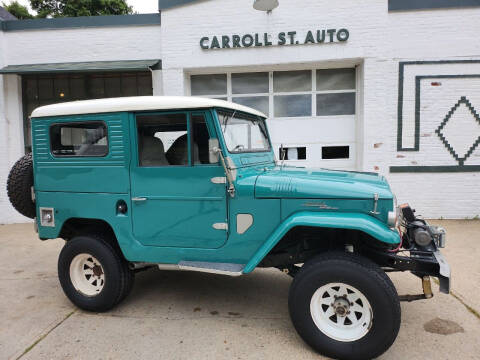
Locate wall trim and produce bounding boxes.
[434,96,480,166]
[397,60,480,152]
[158,0,205,10]
[390,165,480,173]
[0,13,160,32]
[389,0,480,12]
[0,59,162,74]
[413,74,480,153]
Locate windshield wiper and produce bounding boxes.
[222,110,237,132]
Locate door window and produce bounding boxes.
[136,112,216,167]
[192,113,215,164]
[137,113,188,167]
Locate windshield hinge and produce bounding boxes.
[370,193,380,215]
[212,146,236,198]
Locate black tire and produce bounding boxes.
[7,153,36,219]
[80,227,135,303]
[288,252,401,360]
[58,234,134,312]
[118,259,135,302]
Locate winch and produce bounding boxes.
[400,205,446,249]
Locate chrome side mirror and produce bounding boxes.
[208,138,236,197]
[209,138,220,163]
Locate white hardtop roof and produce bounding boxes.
[31,96,267,118]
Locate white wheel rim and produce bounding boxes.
[69,253,105,297]
[310,282,373,342]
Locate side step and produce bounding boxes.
[157,261,245,276]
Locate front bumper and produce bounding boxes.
[432,249,451,294]
[365,244,451,294]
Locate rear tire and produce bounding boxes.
[288,252,401,360]
[58,234,134,312]
[7,153,35,219]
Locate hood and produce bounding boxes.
[255,166,393,199]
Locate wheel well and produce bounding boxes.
[259,226,390,268]
[59,218,122,255]
[60,218,115,240]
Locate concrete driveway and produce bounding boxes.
[0,220,479,359]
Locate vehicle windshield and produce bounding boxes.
[217,110,270,153]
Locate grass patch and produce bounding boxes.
[16,311,75,359]
[450,292,480,320]
[432,278,480,321]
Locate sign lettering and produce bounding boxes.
[200,29,349,50]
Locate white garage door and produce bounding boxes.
[190,68,357,170]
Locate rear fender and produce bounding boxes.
[243,211,400,273]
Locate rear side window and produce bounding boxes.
[50,122,108,157]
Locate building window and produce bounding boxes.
[317,93,356,116]
[23,71,153,152]
[232,72,269,94]
[189,68,356,118]
[272,70,312,117]
[279,147,307,160]
[191,74,227,96]
[190,68,356,168]
[231,72,270,115]
[50,122,108,157]
[322,146,350,159]
[316,68,356,116]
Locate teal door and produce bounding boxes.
[130,111,228,248]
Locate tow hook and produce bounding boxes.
[398,276,434,302]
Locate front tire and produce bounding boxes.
[58,234,134,312]
[289,252,401,360]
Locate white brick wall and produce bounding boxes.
[159,0,480,218]
[4,25,162,65]
[380,8,480,218]
[0,27,30,222]
[161,0,387,72]
[0,0,479,221]
[0,74,32,223]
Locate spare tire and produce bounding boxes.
[7,153,36,219]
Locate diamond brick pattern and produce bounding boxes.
[435,96,480,166]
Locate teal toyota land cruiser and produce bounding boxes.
[7,96,450,360]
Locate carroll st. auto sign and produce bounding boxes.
[200,28,349,50]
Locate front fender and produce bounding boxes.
[243,211,400,274]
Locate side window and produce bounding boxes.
[50,122,108,157]
[137,113,188,167]
[192,113,216,165]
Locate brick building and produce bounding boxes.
[0,0,479,222]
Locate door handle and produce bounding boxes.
[211,177,227,184]
[132,197,147,202]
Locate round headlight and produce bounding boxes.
[388,210,398,228]
[387,195,399,228]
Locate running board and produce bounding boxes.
[157,261,245,276]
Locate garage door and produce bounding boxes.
[190,68,357,170]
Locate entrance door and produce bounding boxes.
[130,111,228,248]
